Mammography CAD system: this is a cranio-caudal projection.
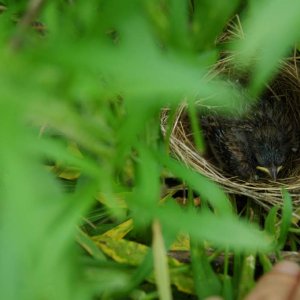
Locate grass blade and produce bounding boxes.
[152,220,173,300]
[190,240,221,298]
[278,189,293,249]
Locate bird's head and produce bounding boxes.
[249,125,297,180]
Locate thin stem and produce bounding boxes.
[10,0,46,50]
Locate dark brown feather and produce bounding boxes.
[200,95,300,180]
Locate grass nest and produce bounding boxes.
[161,54,300,212]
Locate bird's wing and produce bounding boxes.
[201,116,255,179]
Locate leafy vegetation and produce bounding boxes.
[1,1,300,299]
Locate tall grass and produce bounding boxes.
[0,1,300,299]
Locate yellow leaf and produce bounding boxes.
[170,232,190,251]
[57,167,81,180]
[93,227,195,294]
[95,236,148,265]
[93,219,133,240]
[96,192,128,209]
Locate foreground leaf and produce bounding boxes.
[158,203,274,253]
[152,220,173,300]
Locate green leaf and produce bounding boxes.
[235,0,300,92]
[93,235,194,294]
[264,206,279,236]
[158,203,273,252]
[101,219,134,240]
[128,144,161,228]
[93,236,149,266]
[168,0,190,50]
[258,253,272,273]
[192,0,240,50]
[191,240,221,298]
[278,189,293,249]
[159,153,232,215]
[223,275,233,300]
[187,102,206,153]
[77,230,107,261]
[237,255,256,300]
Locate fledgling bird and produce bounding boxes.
[200,97,299,181]
[201,115,254,179]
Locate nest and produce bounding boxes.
[161,51,300,211]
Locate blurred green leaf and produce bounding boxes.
[235,0,300,92]
[187,102,206,153]
[0,1,298,299]
[85,264,133,296]
[159,153,232,215]
[127,144,161,228]
[0,95,90,300]
[158,202,273,252]
[77,230,107,261]
[192,0,240,50]
[168,0,190,50]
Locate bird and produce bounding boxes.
[199,96,299,181]
[200,115,255,180]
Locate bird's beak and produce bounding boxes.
[269,165,278,181]
[256,165,283,181]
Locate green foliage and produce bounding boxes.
[0,1,300,300]
[234,0,300,92]
[278,189,293,249]
[192,0,240,51]
[190,240,221,298]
